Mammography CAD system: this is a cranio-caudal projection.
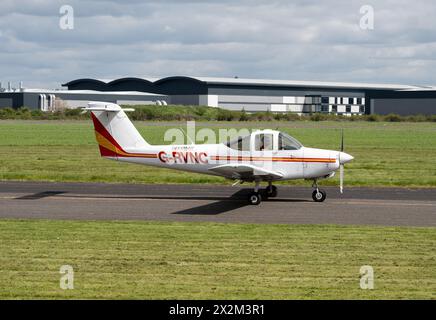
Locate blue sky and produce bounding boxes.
[1,0,435,88]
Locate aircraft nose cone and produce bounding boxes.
[339,152,354,164]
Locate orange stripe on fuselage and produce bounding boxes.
[211,156,336,163]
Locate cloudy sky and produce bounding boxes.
[1,0,435,88]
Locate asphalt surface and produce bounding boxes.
[0,181,435,227]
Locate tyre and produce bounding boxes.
[266,185,278,198]
[248,192,262,205]
[312,189,326,202]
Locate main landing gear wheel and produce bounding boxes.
[266,185,278,198]
[248,192,262,205]
[312,189,327,202]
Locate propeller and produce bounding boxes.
[339,129,344,194]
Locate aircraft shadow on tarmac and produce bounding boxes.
[14,189,310,215]
[15,191,66,200]
[170,189,310,215]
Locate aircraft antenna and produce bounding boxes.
[180,127,195,145]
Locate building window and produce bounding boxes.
[357,97,362,105]
[359,105,365,113]
[321,97,329,104]
[331,105,337,113]
[346,105,351,113]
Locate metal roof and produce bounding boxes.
[188,76,422,90]
[63,76,435,91]
[19,89,166,96]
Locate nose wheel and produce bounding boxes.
[312,189,326,202]
[312,180,327,202]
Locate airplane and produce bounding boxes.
[82,101,354,205]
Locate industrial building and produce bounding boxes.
[62,76,436,115]
[1,76,436,115]
[0,82,168,111]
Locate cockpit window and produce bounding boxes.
[279,133,302,150]
[255,134,274,151]
[225,134,251,151]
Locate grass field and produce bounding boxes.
[0,219,434,299]
[1,120,436,187]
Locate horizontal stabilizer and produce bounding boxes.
[82,102,134,113]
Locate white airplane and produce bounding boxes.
[83,102,354,205]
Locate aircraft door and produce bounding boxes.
[251,132,277,172]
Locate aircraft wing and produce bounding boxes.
[208,164,283,181]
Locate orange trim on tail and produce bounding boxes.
[90,112,157,159]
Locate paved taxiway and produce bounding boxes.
[0,181,435,226]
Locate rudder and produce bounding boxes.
[84,102,150,158]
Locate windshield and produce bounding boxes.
[278,132,302,150]
[225,134,251,151]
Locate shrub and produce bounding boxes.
[366,114,380,122]
[426,114,436,122]
[0,104,434,122]
[239,108,249,121]
[216,109,235,121]
[383,113,403,122]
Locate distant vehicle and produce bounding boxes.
[83,102,354,205]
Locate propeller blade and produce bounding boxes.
[340,164,344,194]
[340,129,344,152]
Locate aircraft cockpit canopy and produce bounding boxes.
[225,131,303,151]
[278,132,302,150]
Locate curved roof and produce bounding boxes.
[63,76,431,92]
[106,77,154,86]
[154,76,205,85]
[63,78,107,87]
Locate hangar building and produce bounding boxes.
[1,77,435,115]
[0,82,168,111]
[62,76,436,115]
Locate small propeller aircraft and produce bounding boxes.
[83,102,353,205]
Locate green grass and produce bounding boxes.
[0,219,434,299]
[1,120,436,186]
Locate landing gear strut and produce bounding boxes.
[311,180,326,202]
[266,182,278,198]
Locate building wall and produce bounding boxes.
[202,86,368,114]
[0,98,13,108]
[208,86,365,98]
[0,92,168,110]
[0,93,23,108]
[169,95,200,105]
[372,98,436,115]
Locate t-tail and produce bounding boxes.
[82,102,151,159]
